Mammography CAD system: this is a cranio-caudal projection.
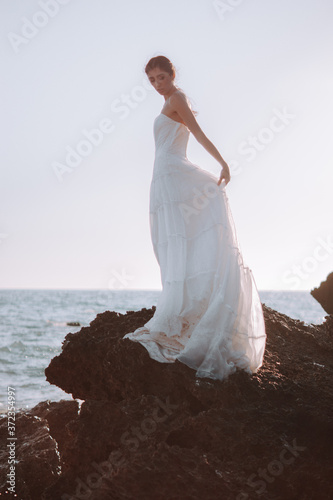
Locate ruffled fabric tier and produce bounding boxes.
[123,156,266,381]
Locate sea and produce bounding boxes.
[0,289,328,414]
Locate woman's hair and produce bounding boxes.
[145,55,176,79]
[144,55,198,116]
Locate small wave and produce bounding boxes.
[0,357,15,365]
[46,320,68,327]
[9,340,26,350]
[46,320,82,328]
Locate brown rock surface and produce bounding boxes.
[311,271,333,314]
[1,304,332,499]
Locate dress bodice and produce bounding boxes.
[153,113,190,160]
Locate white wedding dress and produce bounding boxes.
[123,108,266,381]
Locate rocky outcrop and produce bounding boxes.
[311,271,333,314]
[1,304,333,500]
[0,399,78,499]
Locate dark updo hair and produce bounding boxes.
[145,55,176,80]
[144,55,198,116]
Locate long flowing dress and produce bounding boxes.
[122,106,266,381]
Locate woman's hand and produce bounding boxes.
[217,162,231,186]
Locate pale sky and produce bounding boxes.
[1,0,332,291]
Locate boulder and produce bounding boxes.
[311,272,333,314]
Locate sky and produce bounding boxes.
[0,0,332,292]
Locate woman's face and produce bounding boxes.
[147,67,174,96]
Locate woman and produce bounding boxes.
[123,55,266,381]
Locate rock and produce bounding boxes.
[311,272,333,314]
[0,404,63,499]
[1,305,333,499]
[66,322,81,326]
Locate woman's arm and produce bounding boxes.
[169,91,231,185]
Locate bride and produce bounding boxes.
[123,55,266,381]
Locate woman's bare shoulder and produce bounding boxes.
[170,89,191,107]
[171,89,187,100]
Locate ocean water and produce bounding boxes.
[0,289,327,413]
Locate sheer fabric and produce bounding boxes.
[122,111,266,381]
